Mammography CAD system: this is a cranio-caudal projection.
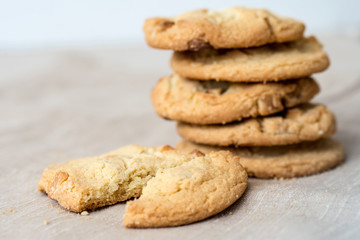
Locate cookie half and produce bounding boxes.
[152,74,319,124]
[38,145,247,228]
[144,7,305,50]
[176,139,344,178]
[171,37,329,82]
[177,104,336,146]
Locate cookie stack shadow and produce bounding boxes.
[145,7,345,179]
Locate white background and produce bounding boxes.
[0,0,360,49]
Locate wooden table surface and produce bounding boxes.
[1,34,359,240]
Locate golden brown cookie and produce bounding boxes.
[144,7,305,50]
[177,104,336,146]
[171,37,329,82]
[152,74,319,124]
[176,139,345,178]
[38,145,247,228]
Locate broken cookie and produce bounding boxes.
[38,145,247,227]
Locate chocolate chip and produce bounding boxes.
[187,38,211,50]
[158,20,175,31]
[190,149,205,157]
[201,81,230,95]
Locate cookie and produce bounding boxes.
[38,145,247,228]
[171,36,329,82]
[152,74,319,124]
[144,7,305,50]
[176,138,344,178]
[177,104,336,146]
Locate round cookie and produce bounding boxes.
[144,7,305,50]
[176,138,345,178]
[171,36,329,82]
[177,104,336,146]
[152,74,319,124]
[38,145,247,228]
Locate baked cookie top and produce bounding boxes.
[171,37,329,82]
[38,145,247,228]
[177,104,336,146]
[151,74,319,124]
[176,138,344,179]
[144,7,305,50]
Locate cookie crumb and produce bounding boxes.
[228,212,233,215]
[7,208,13,212]
[80,211,89,216]
[44,220,49,225]
[57,207,65,214]
[291,177,297,181]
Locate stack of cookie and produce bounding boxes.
[144,7,345,178]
